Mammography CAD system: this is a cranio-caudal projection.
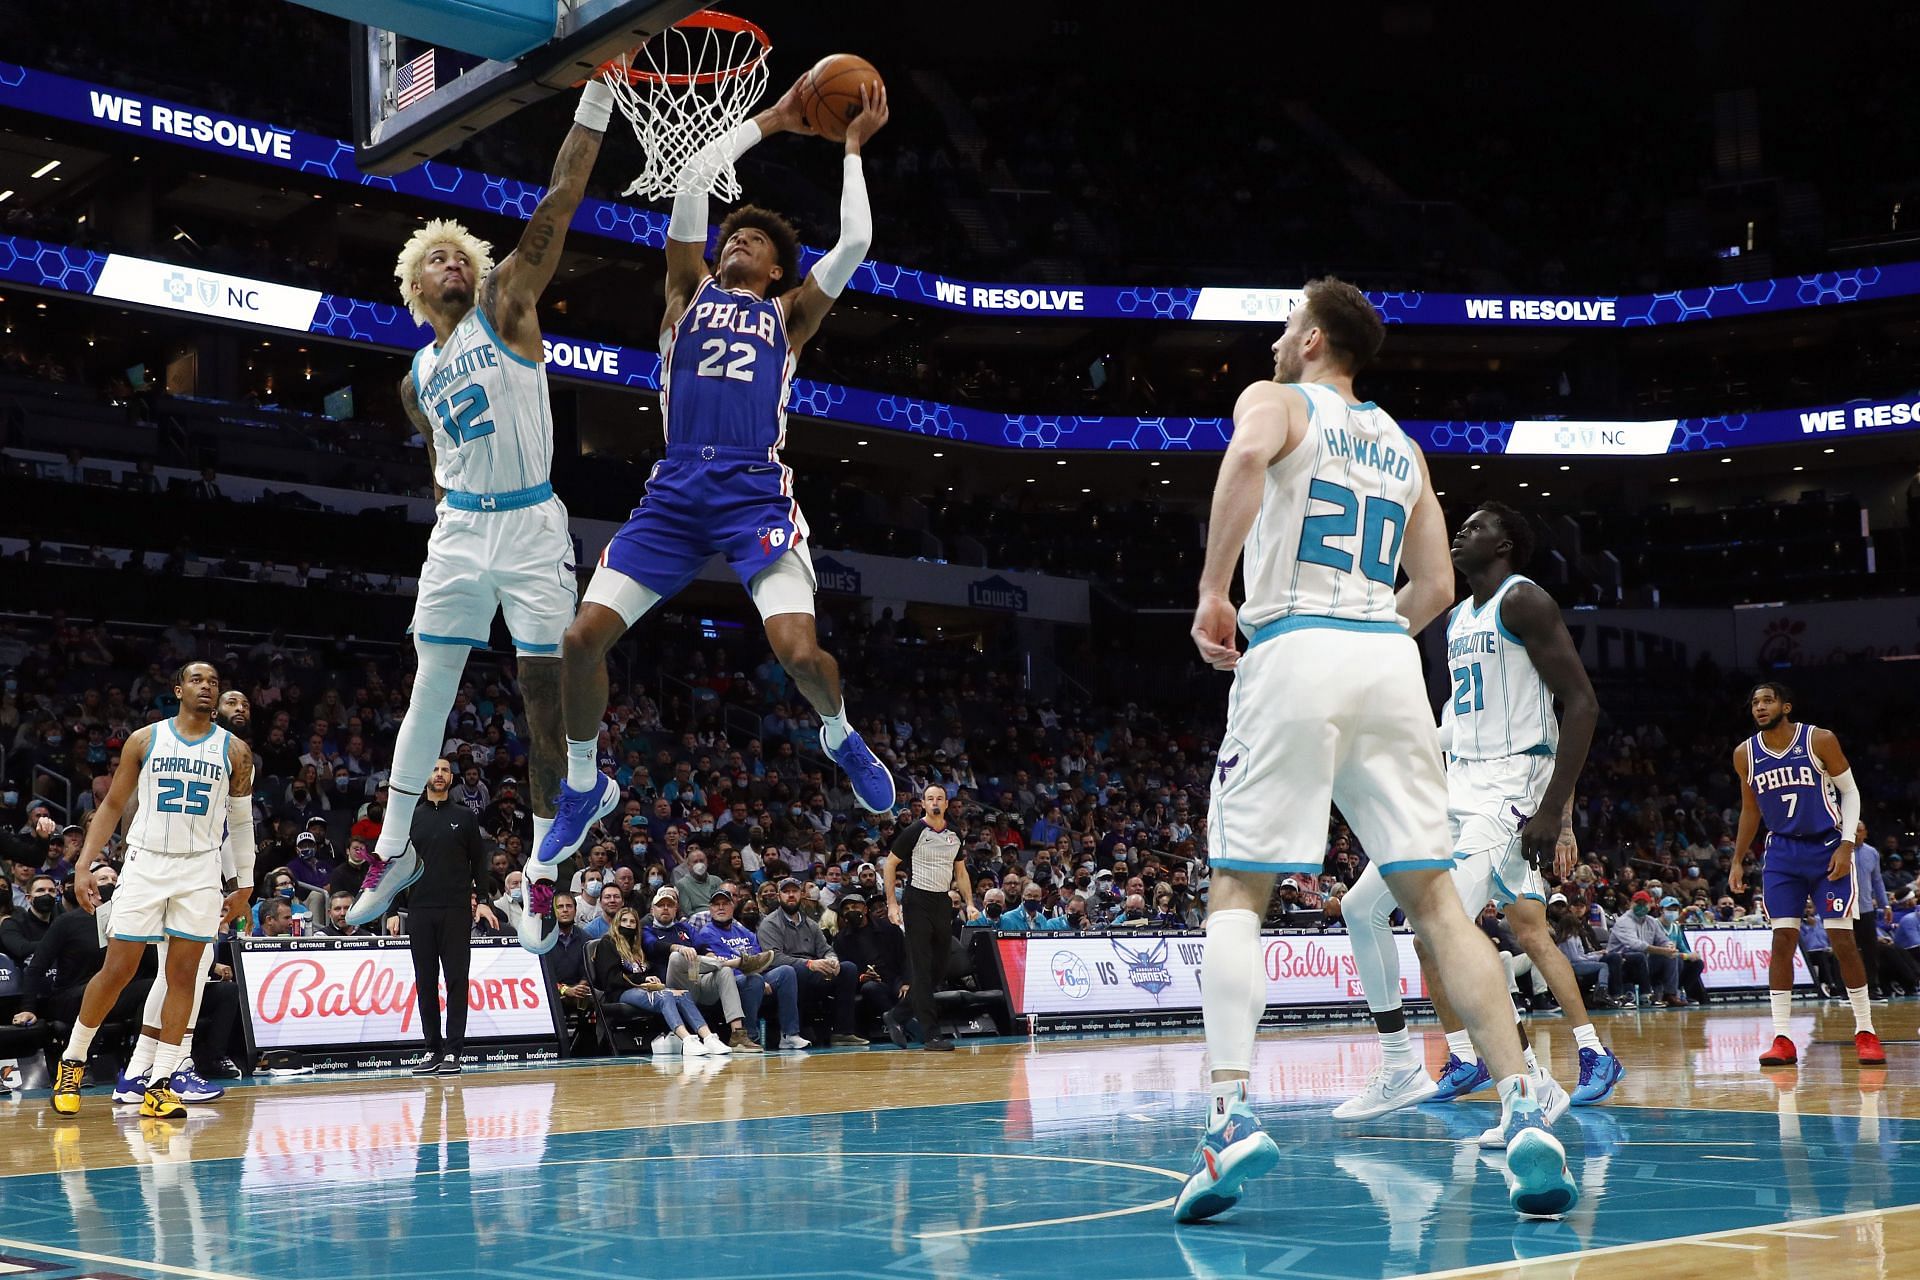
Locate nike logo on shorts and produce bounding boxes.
[747,464,778,474]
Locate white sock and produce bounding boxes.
[1522,1045,1539,1073]
[530,817,555,878]
[1770,989,1793,1037]
[1847,985,1875,1034]
[151,1040,186,1083]
[1446,1029,1478,1063]
[1201,908,1263,1076]
[1777,1086,1801,1140]
[127,1034,160,1078]
[1572,1023,1602,1054]
[818,704,851,751]
[63,1021,100,1063]
[1497,1072,1532,1119]
[566,737,598,791]
[1207,1078,1247,1129]
[1380,1027,1416,1071]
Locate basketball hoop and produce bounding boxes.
[602,10,771,202]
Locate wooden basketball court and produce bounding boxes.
[0,1000,1913,1279]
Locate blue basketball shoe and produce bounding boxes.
[112,1069,149,1105]
[1173,1097,1281,1224]
[1430,1052,1493,1102]
[169,1067,225,1103]
[537,773,620,866]
[1503,1113,1579,1218]
[825,729,898,815]
[1569,1046,1625,1105]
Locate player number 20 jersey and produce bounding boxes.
[1238,383,1424,634]
[127,719,237,857]
[412,306,555,497]
[1442,575,1558,761]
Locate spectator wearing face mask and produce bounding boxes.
[968,887,1007,927]
[581,882,624,941]
[997,886,1062,932]
[2,873,61,962]
[832,891,907,1033]
[675,848,719,915]
[590,906,727,1057]
[251,869,313,934]
[1658,897,1706,1005]
[1608,890,1679,1005]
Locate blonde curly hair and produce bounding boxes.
[395,218,494,324]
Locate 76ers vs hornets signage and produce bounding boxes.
[996,926,1793,1019]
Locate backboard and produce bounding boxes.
[351,0,706,176]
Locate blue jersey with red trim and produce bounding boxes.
[1748,722,1840,846]
[660,278,795,455]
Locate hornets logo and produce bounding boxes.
[1111,936,1174,996]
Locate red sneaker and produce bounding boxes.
[1759,1035,1798,1067]
[1855,1031,1886,1066]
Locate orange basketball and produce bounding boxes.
[800,53,883,143]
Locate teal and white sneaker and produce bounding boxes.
[1504,1115,1579,1217]
[1480,1073,1568,1147]
[1173,1098,1281,1224]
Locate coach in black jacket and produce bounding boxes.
[403,758,494,1075]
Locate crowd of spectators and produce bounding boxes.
[5,593,1919,1083]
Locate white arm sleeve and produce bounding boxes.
[227,795,257,889]
[1832,769,1861,842]
[809,154,871,299]
[666,119,765,243]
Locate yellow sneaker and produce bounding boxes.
[50,1125,83,1173]
[50,1058,84,1116]
[139,1082,187,1120]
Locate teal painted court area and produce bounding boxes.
[1,1073,1916,1280]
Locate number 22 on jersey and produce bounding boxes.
[696,338,758,382]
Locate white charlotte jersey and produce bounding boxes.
[411,306,554,496]
[1238,383,1425,634]
[1442,574,1558,761]
[127,719,237,857]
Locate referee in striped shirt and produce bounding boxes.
[883,784,973,1052]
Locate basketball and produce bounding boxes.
[800,53,883,143]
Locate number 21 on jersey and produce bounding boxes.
[1452,662,1485,715]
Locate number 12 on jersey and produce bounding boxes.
[433,385,496,445]
[1452,662,1485,715]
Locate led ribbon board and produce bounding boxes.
[2,62,1913,326]
[6,234,1916,455]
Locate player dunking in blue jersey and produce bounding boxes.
[1729,681,1886,1068]
[539,77,898,870]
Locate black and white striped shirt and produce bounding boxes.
[890,819,964,894]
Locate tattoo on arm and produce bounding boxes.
[230,740,254,797]
[492,122,604,328]
[399,373,445,504]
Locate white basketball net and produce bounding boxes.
[604,17,770,202]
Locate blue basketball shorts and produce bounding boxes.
[598,449,814,602]
[1761,835,1858,923]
